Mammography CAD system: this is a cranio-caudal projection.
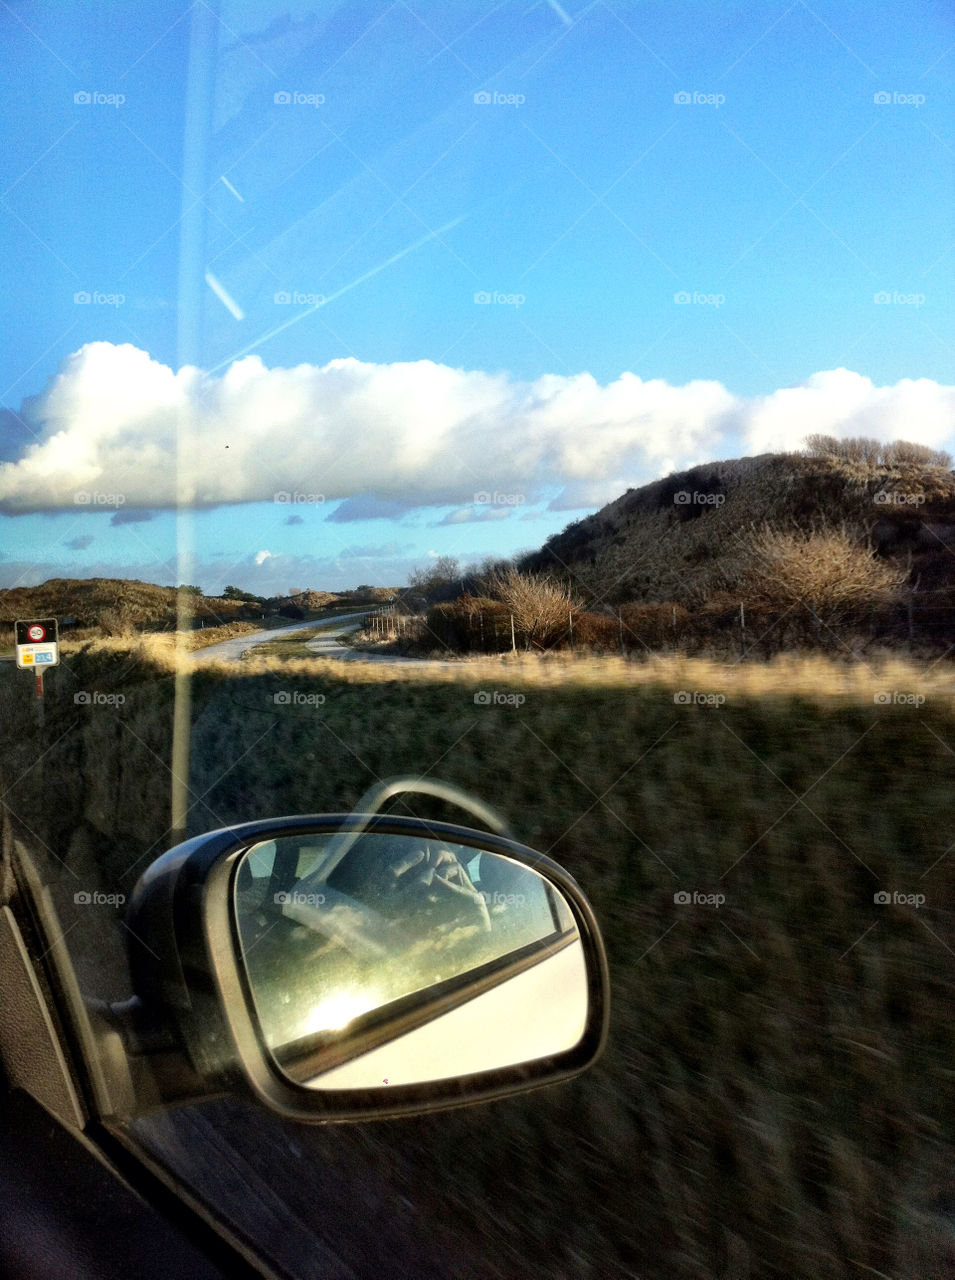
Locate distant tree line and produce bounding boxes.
[804,434,951,469]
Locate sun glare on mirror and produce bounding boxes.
[302,990,382,1034]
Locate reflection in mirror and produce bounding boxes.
[234,832,587,1088]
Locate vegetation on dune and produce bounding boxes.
[516,445,955,616]
[0,578,397,649]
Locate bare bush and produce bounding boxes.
[486,567,576,649]
[803,434,951,470]
[739,526,905,640]
[96,602,138,638]
[883,439,952,469]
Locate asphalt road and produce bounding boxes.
[190,612,374,664]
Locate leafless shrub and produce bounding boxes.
[739,525,905,641]
[486,567,577,649]
[804,434,951,470]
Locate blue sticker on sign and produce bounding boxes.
[35,652,54,663]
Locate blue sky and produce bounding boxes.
[0,0,952,595]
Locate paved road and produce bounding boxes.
[190,612,373,664]
[191,612,459,668]
[304,625,424,664]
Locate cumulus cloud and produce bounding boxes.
[1,345,951,519]
[0,343,734,515]
[739,369,955,455]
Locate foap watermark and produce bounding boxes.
[74,290,125,307]
[474,690,526,707]
[274,91,325,107]
[74,490,126,506]
[874,91,925,107]
[74,90,125,108]
[874,690,925,707]
[275,890,327,907]
[874,890,925,908]
[74,890,126,905]
[74,691,126,707]
[674,490,724,507]
[874,291,925,307]
[274,290,325,306]
[481,890,527,907]
[474,290,525,307]
[873,490,925,506]
[674,690,725,707]
[674,90,725,108]
[674,290,725,307]
[273,691,326,707]
[674,890,726,908]
[473,90,525,107]
[474,490,525,506]
[274,491,325,505]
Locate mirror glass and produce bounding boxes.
[233,831,588,1088]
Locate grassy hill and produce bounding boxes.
[519,452,955,610]
[0,578,397,646]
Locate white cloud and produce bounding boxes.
[1,345,951,518]
[254,549,272,564]
[0,343,733,514]
[739,369,955,455]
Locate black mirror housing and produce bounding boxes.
[126,813,610,1122]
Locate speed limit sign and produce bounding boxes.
[15,618,59,669]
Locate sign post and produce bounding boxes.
[16,619,59,728]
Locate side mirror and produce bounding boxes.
[125,813,610,1120]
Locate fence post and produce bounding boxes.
[618,609,624,657]
[510,613,516,652]
[739,601,746,659]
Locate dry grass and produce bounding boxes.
[2,643,953,1279]
[230,646,955,704]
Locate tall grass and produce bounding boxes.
[1,645,952,1278]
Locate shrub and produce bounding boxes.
[486,567,576,649]
[619,602,693,651]
[739,526,905,643]
[569,612,618,651]
[804,434,951,470]
[424,596,512,652]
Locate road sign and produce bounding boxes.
[16,618,59,669]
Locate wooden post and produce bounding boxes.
[739,601,746,659]
[618,609,624,657]
[510,613,516,652]
[34,668,44,729]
